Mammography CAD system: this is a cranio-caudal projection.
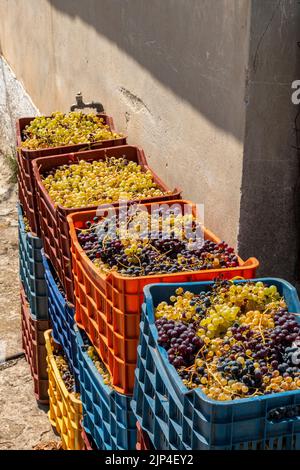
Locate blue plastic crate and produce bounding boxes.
[132,278,300,450]
[42,253,79,385]
[75,326,137,450]
[18,204,48,320]
[132,334,189,450]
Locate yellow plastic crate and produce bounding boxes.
[45,329,84,450]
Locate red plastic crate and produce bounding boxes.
[16,115,126,236]
[81,425,96,450]
[32,145,181,303]
[17,151,39,234]
[68,200,259,394]
[136,422,153,450]
[20,285,50,403]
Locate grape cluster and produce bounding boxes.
[85,345,112,386]
[23,215,31,233]
[21,112,121,150]
[156,318,204,367]
[42,157,167,208]
[53,349,78,395]
[77,213,238,277]
[268,404,300,422]
[155,282,300,401]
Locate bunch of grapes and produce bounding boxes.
[85,345,112,386]
[53,349,78,396]
[42,157,167,208]
[23,215,31,233]
[155,282,300,401]
[21,112,121,150]
[77,212,238,277]
[156,317,204,367]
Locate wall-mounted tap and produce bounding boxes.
[70,92,104,113]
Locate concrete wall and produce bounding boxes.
[1,0,300,283]
[0,0,251,249]
[0,58,38,156]
[238,0,300,283]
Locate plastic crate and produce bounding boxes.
[32,145,181,303]
[132,278,300,450]
[45,329,84,450]
[42,253,79,387]
[136,421,153,450]
[17,151,39,235]
[68,200,259,394]
[18,204,48,320]
[132,329,187,450]
[20,285,50,403]
[16,114,126,237]
[75,326,137,450]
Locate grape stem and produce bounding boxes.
[258,314,266,345]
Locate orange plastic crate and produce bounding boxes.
[68,200,259,394]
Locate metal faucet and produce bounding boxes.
[70,92,104,113]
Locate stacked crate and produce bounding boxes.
[19,107,296,451]
[17,111,128,449]
[18,184,49,403]
[67,200,258,394]
[29,138,181,449]
[66,201,259,450]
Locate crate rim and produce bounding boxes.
[16,113,127,151]
[44,329,81,405]
[142,277,300,407]
[31,144,181,214]
[67,199,259,282]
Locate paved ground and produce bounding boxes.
[0,57,57,450]
[0,359,56,450]
[0,190,20,359]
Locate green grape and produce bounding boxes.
[21,111,122,150]
[86,345,112,386]
[155,281,300,402]
[42,157,167,208]
[23,216,31,233]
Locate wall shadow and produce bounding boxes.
[47,0,249,141]
[238,0,300,284]
[47,0,300,284]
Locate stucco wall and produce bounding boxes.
[0,0,251,248]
